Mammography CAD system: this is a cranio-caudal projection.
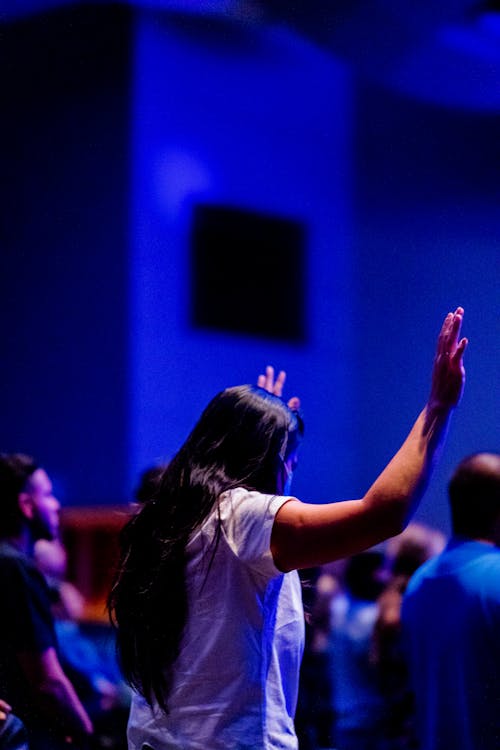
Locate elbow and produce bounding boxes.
[363,493,411,542]
[386,495,412,535]
[391,510,409,537]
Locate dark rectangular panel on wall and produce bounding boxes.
[191,203,307,341]
[0,5,133,503]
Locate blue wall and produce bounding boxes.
[352,83,500,533]
[128,12,358,504]
[0,6,132,503]
[1,4,498,534]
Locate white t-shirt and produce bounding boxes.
[127,488,305,750]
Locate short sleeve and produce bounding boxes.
[219,489,293,579]
[0,555,56,654]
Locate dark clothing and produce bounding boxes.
[0,712,29,750]
[0,541,65,749]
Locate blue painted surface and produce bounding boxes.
[127,13,356,504]
[1,3,498,535]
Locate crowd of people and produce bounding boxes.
[0,306,499,750]
[295,521,447,750]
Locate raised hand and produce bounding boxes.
[428,307,468,412]
[257,366,301,411]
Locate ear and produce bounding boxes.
[18,491,35,521]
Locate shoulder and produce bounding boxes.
[0,544,33,578]
[215,489,291,576]
[0,545,50,607]
[471,546,500,597]
[404,541,500,610]
[474,544,500,570]
[447,539,500,585]
[219,487,290,520]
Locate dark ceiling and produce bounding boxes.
[2,0,500,110]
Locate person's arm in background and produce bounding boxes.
[0,699,12,723]
[18,647,93,744]
[271,307,467,571]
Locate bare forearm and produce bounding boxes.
[36,674,93,739]
[363,404,452,531]
[271,307,467,571]
[272,408,453,570]
[19,647,93,741]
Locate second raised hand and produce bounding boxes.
[257,365,286,397]
[257,365,301,412]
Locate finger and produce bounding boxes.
[287,396,301,411]
[452,337,468,364]
[257,366,274,392]
[273,370,286,397]
[437,312,453,356]
[264,365,275,392]
[447,309,464,350]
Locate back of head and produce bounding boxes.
[448,452,500,541]
[386,522,446,578]
[175,384,302,496]
[343,551,386,601]
[0,453,38,538]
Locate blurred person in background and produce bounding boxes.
[401,452,500,750]
[0,698,29,750]
[326,550,387,750]
[370,522,446,749]
[34,537,131,750]
[0,453,93,750]
[294,564,340,750]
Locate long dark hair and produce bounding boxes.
[108,384,303,712]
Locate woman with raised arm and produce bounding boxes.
[108,308,467,750]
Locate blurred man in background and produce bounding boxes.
[0,453,93,750]
[402,452,500,750]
